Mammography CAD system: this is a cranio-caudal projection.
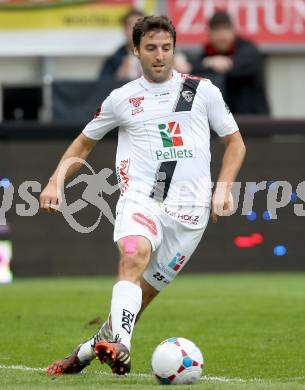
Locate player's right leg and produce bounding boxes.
[94,235,152,374]
[46,197,162,375]
[93,197,162,374]
[46,278,160,375]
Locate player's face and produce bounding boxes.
[134,30,174,83]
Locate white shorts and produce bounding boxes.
[114,196,210,291]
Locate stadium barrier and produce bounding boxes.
[0,117,305,276]
[1,118,304,276]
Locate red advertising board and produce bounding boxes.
[167,0,305,46]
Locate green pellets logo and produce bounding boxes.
[155,121,193,161]
[158,121,184,147]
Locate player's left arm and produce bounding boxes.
[212,131,246,223]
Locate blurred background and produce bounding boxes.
[0,0,305,280]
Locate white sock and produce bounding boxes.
[111,281,142,351]
[77,317,113,363]
[77,340,95,364]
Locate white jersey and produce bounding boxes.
[82,70,238,206]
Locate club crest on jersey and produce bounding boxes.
[168,252,187,272]
[182,90,194,103]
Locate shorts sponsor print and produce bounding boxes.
[168,252,187,271]
[147,250,190,290]
[154,252,188,281]
[163,206,200,225]
[131,212,158,236]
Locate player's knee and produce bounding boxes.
[118,236,150,259]
[118,236,151,276]
[120,257,144,276]
[119,256,148,283]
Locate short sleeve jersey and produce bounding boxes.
[83,70,238,206]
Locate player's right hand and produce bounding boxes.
[40,179,61,214]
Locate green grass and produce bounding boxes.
[0,274,305,389]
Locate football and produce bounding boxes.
[151,337,204,385]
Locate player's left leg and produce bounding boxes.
[142,205,210,294]
[138,276,160,318]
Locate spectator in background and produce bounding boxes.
[100,9,145,80]
[100,8,191,81]
[191,11,269,115]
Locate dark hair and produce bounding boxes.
[132,15,176,48]
[208,11,233,30]
[121,8,145,26]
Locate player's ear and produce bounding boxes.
[133,46,140,59]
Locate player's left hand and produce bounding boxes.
[211,185,234,223]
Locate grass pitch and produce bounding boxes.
[0,273,305,389]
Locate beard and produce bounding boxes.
[142,64,173,83]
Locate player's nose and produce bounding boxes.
[155,47,165,62]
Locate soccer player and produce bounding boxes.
[40,15,246,376]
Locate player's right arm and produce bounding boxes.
[40,91,119,213]
[40,133,98,213]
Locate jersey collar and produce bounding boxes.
[139,70,180,91]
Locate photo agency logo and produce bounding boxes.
[0,162,305,233]
[54,157,118,233]
[0,158,118,233]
